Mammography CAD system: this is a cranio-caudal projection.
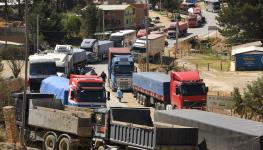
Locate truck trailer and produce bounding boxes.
[155,109,263,150]
[11,93,93,150]
[131,33,166,62]
[167,21,188,39]
[11,93,200,150]
[92,107,199,150]
[40,75,109,107]
[132,71,208,109]
[80,39,114,63]
[108,48,135,91]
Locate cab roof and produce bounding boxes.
[171,71,201,81]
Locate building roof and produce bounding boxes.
[97,4,131,11]
[140,33,165,40]
[232,41,262,50]
[232,46,263,56]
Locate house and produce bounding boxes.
[130,3,145,29]
[97,5,135,30]
[231,46,263,71]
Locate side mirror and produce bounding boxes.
[91,113,96,124]
[206,87,209,93]
[107,91,110,100]
[176,87,181,95]
[134,66,137,72]
[71,91,75,99]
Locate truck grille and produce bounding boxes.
[117,81,131,90]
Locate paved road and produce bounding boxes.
[88,61,142,108]
[167,10,218,48]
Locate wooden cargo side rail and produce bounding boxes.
[133,85,169,102]
[109,122,156,150]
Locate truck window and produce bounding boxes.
[79,82,104,87]
[114,65,134,74]
[30,63,56,75]
[180,84,206,96]
[131,47,146,53]
[56,67,65,73]
[77,90,106,102]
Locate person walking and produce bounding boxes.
[116,87,123,102]
[100,71,107,82]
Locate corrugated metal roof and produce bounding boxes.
[232,46,263,56]
[98,5,130,10]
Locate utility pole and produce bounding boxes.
[21,0,29,148]
[37,14,39,53]
[145,0,149,71]
[102,10,105,39]
[4,0,8,47]
[175,13,179,59]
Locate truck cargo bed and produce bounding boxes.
[28,106,92,137]
[155,109,263,150]
[108,108,198,150]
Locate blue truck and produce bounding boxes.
[108,47,135,91]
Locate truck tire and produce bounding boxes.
[58,137,72,150]
[44,134,57,150]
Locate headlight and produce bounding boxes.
[96,114,102,122]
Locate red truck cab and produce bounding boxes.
[170,71,208,109]
[69,74,109,107]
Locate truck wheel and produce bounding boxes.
[44,134,57,150]
[58,137,71,150]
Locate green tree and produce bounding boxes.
[233,77,263,120]
[81,2,97,38]
[62,15,81,38]
[28,0,65,47]
[149,0,159,9]
[162,0,181,13]
[217,1,263,44]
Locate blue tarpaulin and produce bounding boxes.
[40,76,69,105]
[132,72,170,98]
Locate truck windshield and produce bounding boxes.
[213,2,220,9]
[77,90,106,102]
[131,47,146,53]
[181,84,206,96]
[110,36,123,47]
[30,63,57,75]
[56,67,65,73]
[114,65,133,74]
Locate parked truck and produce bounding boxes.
[11,93,93,150]
[167,21,188,39]
[54,44,87,70]
[92,107,199,150]
[132,71,208,109]
[155,109,263,150]
[131,33,166,62]
[108,48,135,91]
[40,75,109,107]
[28,54,57,92]
[11,93,200,150]
[80,39,114,63]
[188,7,205,28]
[204,0,220,13]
